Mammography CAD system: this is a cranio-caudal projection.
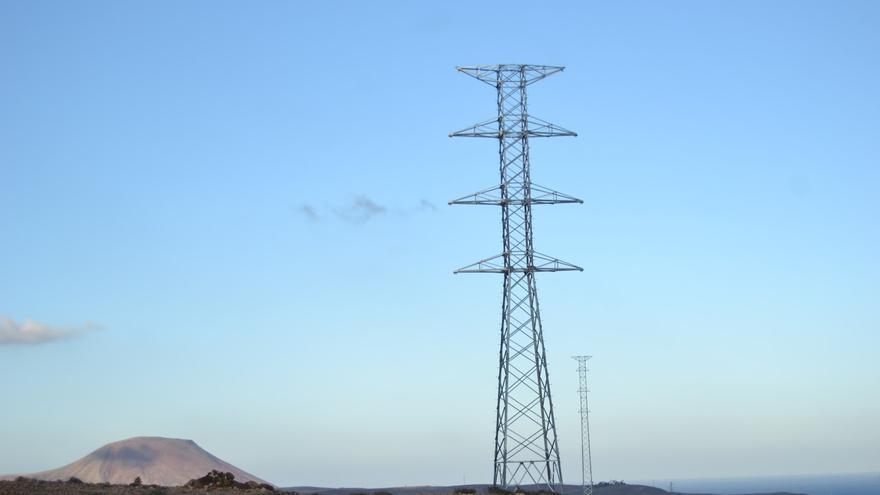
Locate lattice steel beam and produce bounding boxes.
[449,64,580,493]
[573,356,594,495]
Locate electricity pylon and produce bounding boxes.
[573,356,594,495]
[449,64,581,492]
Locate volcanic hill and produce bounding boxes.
[0,436,269,487]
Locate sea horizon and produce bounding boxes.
[635,471,879,495]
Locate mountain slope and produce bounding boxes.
[1,436,269,487]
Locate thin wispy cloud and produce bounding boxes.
[333,195,388,224]
[298,204,320,222]
[298,196,436,224]
[352,196,387,215]
[0,315,100,345]
[418,199,437,211]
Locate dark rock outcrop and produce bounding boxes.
[184,470,275,492]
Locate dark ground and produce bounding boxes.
[0,475,275,495]
[282,483,805,495]
[0,479,806,495]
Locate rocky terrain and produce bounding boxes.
[0,471,275,494]
[0,476,809,495]
[285,482,806,495]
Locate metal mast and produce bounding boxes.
[573,356,594,495]
[449,64,581,492]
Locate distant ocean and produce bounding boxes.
[638,473,880,495]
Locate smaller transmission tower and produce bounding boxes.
[573,356,594,495]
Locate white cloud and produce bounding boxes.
[0,315,100,345]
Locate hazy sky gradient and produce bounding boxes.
[1,0,878,487]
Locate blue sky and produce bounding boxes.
[1,0,878,488]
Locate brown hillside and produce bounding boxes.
[0,437,268,487]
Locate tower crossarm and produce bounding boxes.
[449,183,583,206]
[456,64,565,86]
[455,252,582,274]
[450,115,576,138]
[526,116,578,138]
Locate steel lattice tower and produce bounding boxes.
[449,64,581,492]
[573,356,594,495]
